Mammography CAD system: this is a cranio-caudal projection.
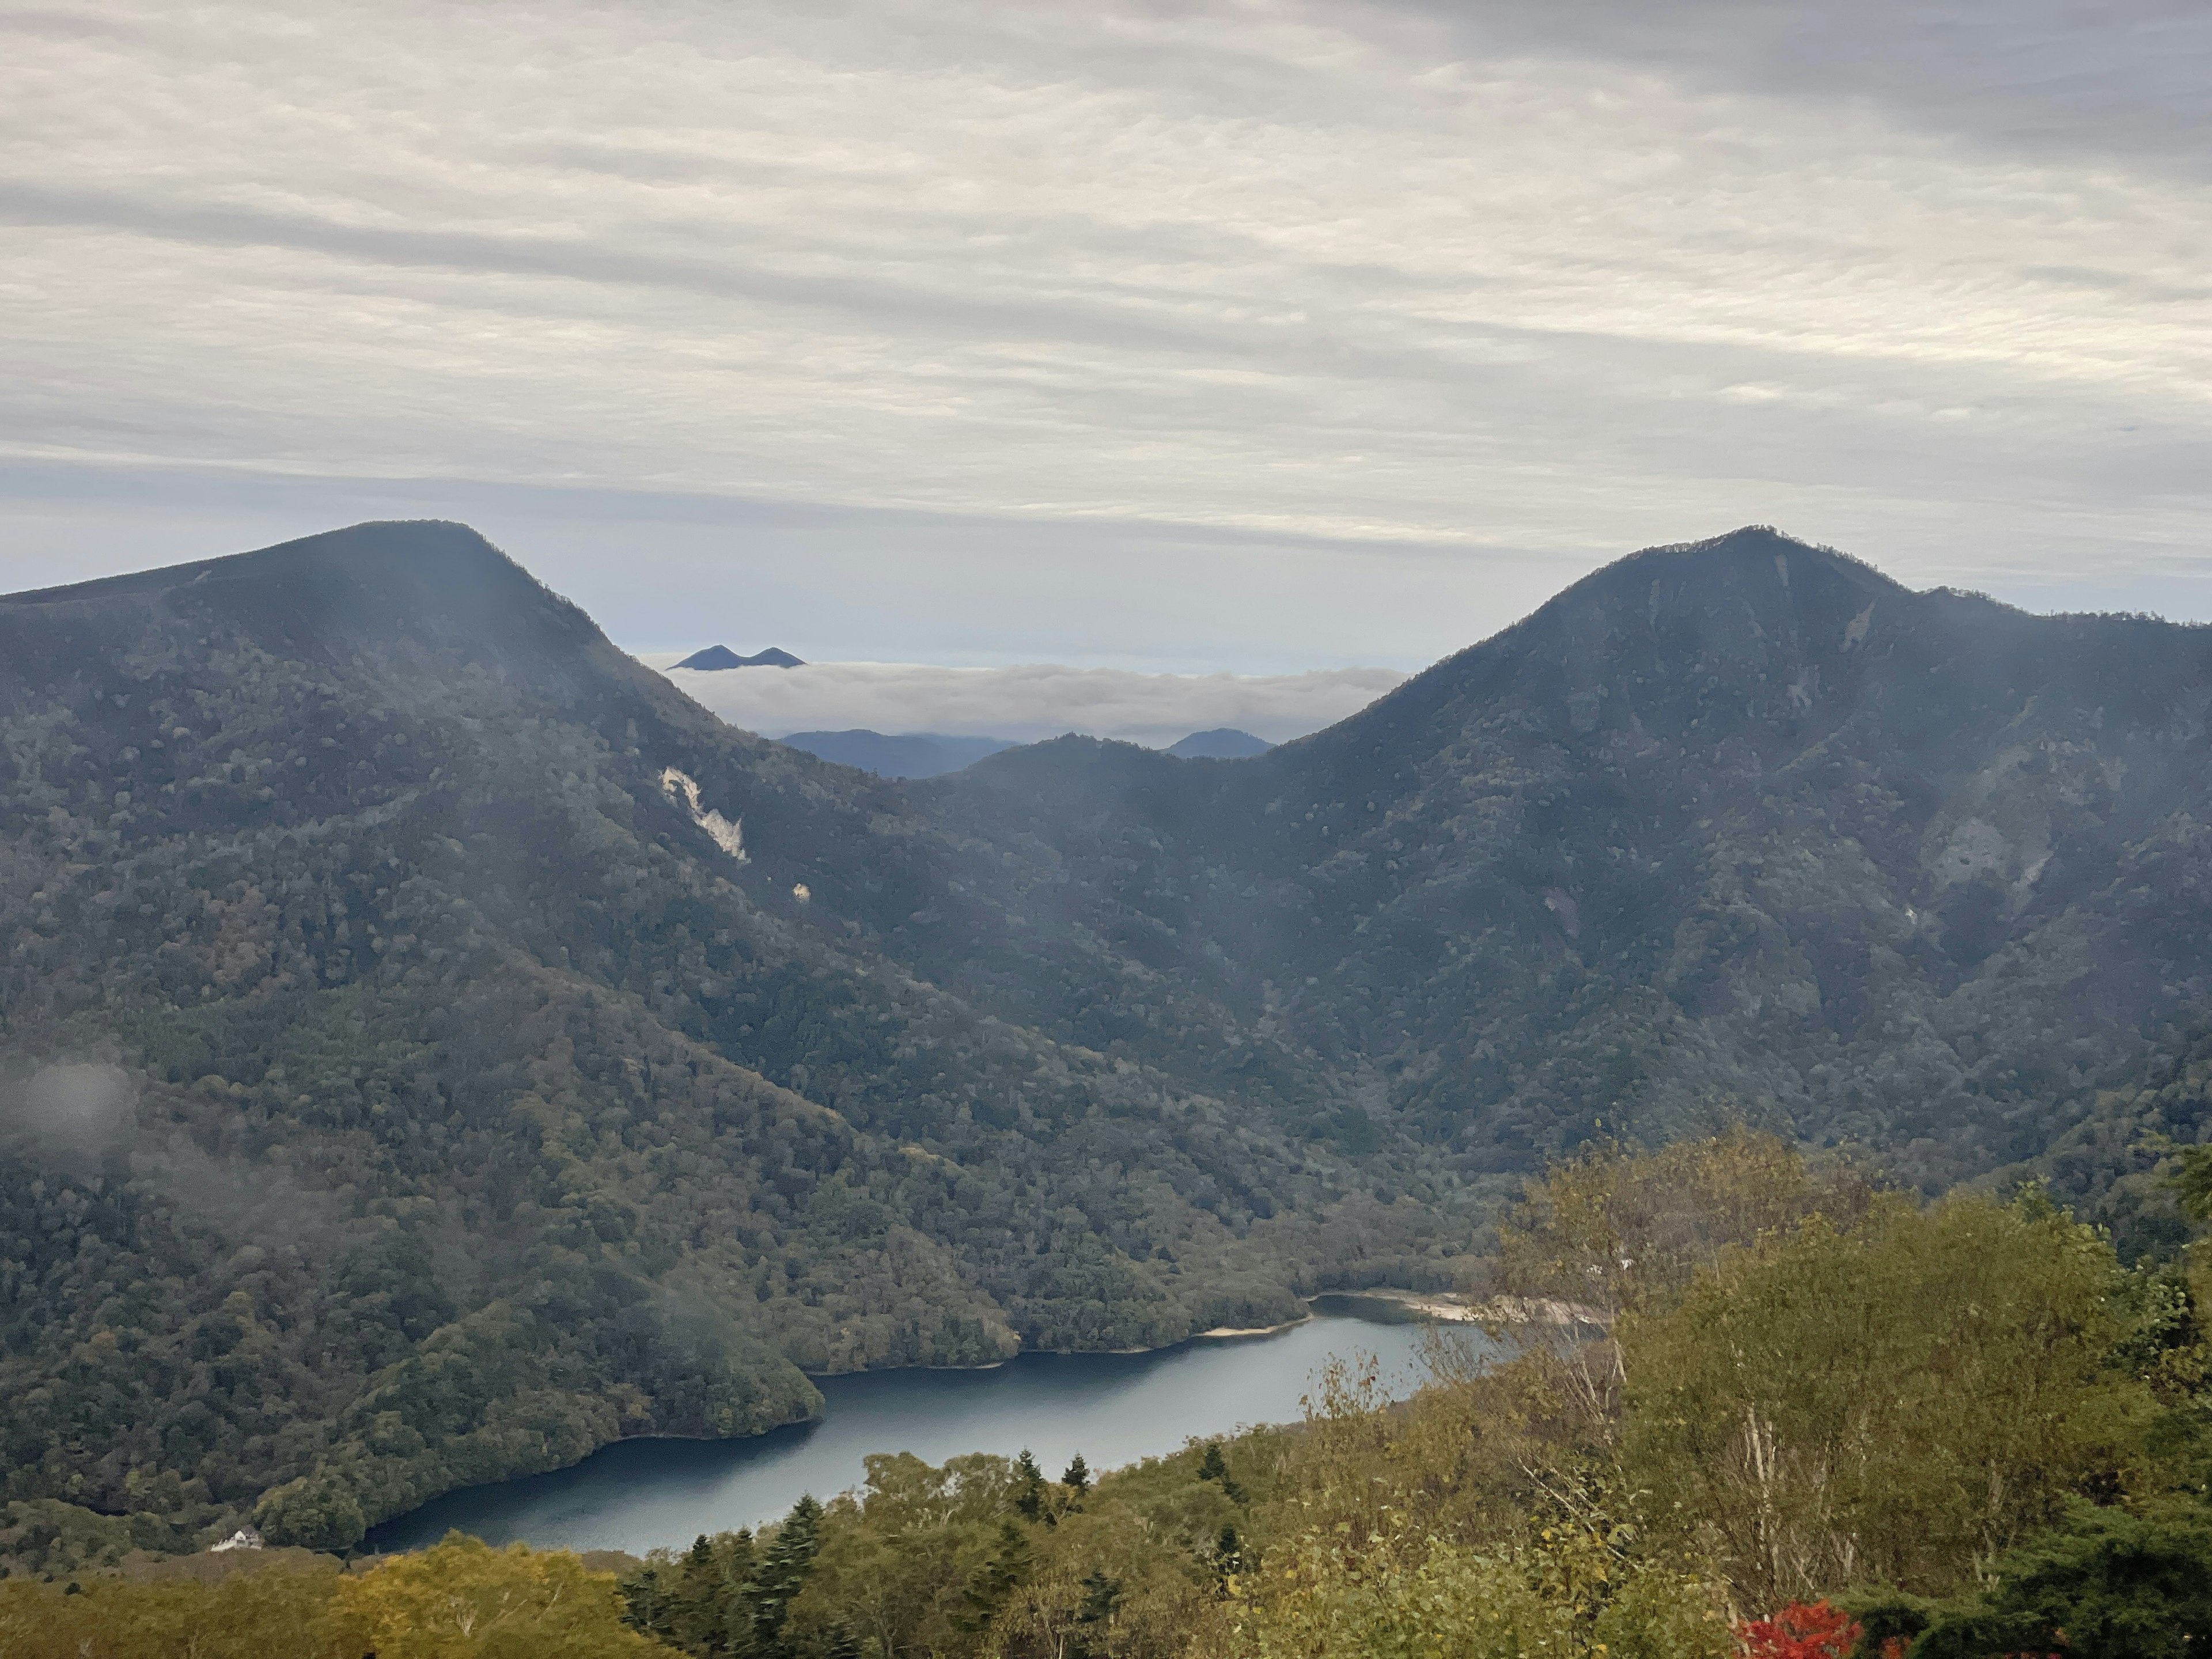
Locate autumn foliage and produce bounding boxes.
[1734,1600,1861,1658]
[0,1535,655,1659]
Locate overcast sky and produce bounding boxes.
[5,1,2210,675]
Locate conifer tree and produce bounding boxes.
[752,1495,823,1657]
[1211,1522,1244,1584]
[1014,1448,1046,1520]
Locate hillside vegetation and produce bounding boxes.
[10,1137,2211,1657]
[7,520,2212,1560]
[0,525,1436,1558]
[927,529,2212,1192]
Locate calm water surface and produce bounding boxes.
[369,1301,1485,1554]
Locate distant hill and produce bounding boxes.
[1166,727,1271,759]
[781,729,1017,778]
[675,645,805,669]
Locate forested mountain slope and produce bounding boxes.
[0,523,1429,1555]
[9,517,2212,1562]
[928,526,2212,1190]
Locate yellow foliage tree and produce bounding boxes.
[0,1536,659,1659]
[1229,1527,1730,1659]
[325,1533,661,1659]
[1622,1188,2156,1607]
[0,1562,347,1659]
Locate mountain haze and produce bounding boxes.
[1165,728,1272,759]
[0,523,1424,1556]
[778,730,1017,778]
[5,519,2210,1561]
[930,527,2212,1190]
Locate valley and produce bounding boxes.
[5,517,2210,1563]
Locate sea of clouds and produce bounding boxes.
[646,659,1410,748]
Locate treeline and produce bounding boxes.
[12,1131,2212,1656]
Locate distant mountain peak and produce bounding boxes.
[1602,524,1901,592]
[675,645,806,671]
[1474,525,1905,660]
[780,730,1016,778]
[1167,728,1271,760]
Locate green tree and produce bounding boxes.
[1014,1449,1046,1521]
[786,1455,1022,1658]
[1857,1505,2212,1657]
[752,1496,822,1657]
[957,1517,1035,1634]
[1070,1568,1122,1658]
[1623,1188,2155,1607]
[619,1528,766,1657]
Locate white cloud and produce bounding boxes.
[1,0,2208,650]
[650,660,1408,747]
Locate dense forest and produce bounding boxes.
[8,1135,2210,1656]
[0,524,1450,1558]
[8,520,2212,1564]
[925,530,2212,1193]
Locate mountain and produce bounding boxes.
[673,645,806,670]
[779,730,1017,779]
[10,517,2212,1565]
[926,525,2212,1191]
[1166,728,1271,759]
[0,522,1428,1558]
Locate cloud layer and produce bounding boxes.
[653,660,1407,748]
[3,1,2208,660]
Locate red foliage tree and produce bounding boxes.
[1736,1600,1863,1659]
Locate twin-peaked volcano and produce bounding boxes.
[674,644,805,669]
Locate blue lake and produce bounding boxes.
[368,1299,1486,1555]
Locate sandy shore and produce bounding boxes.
[1326,1288,1607,1327]
[1195,1315,1314,1339]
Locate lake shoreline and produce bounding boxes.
[798,1290,1478,1376]
[363,1301,1468,1555]
[797,1312,1317,1377]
